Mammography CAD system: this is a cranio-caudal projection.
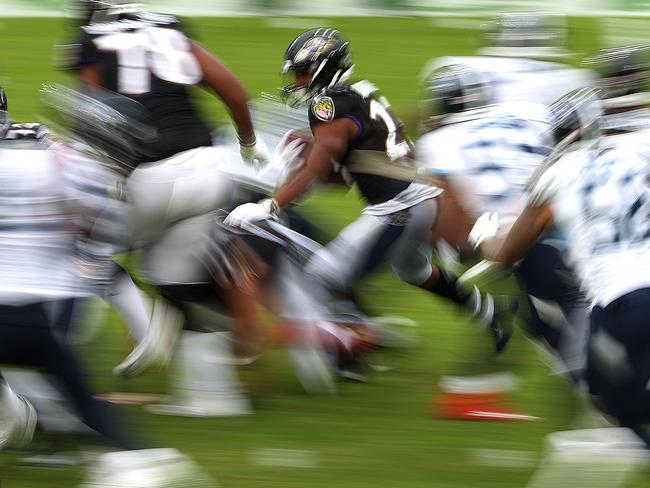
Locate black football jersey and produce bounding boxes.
[76,12,212,162]
[308,80,412,205]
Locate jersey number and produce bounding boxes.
[93,27,202,95]
[351,81,410,161]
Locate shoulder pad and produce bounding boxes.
[349,80,379,98]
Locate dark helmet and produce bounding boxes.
[422,64,491,126]
[281,28,354,106]
[584,44,650,110]
[42,84,155,174]
[480,12,568,58]
[548,87,601,149]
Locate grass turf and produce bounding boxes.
[0,15,648,488]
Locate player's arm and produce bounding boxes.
[492,204,553,266]
[435,174,482,249]
[190,42,255,143]
[78,63,104,88]
[274,117,357,209]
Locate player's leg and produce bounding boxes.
[516,239,590,380]
[304,212,406,291]
[145,219,260,417]
[0,372,36,450]
[105,265,151,345]
[0,301,137,449]
[126,146,234,244]
[392,199,514,352]
[586,288,650,448]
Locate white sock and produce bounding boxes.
[172,331,245,401]
[106,271,152,344]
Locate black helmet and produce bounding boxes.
[281,28,354,107]
[42,84,155,174]
[548,87,601,149]
[422,64,491,126]
[584,44,650,110]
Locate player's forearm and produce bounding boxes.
[496,205,552,267]
[190,42,255,141]
[274,166,319,209]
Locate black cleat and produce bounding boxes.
[480,294,517,354]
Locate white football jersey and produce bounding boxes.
[530,131,650,308]
[417,102,553,229]
[0,140,81,304]
[422,56,596,106]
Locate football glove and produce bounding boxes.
[224,198,280,228]
[468,212,500,250]
[239,135,271,169]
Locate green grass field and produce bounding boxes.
[0,15,648,488]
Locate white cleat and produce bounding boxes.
[0,394,37,450]
[78,448,216,488]
[113,298,183,379]
[146,331,253,417]
[146,393,252,418]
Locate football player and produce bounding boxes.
[0,95,212,487]
[417,65,590,381]
[226,28,513,351]
[65,0,272,378]
[493,82,650,446]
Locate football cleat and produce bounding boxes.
[479,294,517,354]
[0,393,37,450]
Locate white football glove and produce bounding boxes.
[239,136,271,169]
[468,212,500,250]
[224,198,279,228]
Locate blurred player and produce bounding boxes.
[421,12,595,108]
[417,65,590,382]
[493,80,650,448]
[0,91,211,488]
[226,27,513,352]
[65,0,272,378]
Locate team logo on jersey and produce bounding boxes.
[312,96,335,121]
